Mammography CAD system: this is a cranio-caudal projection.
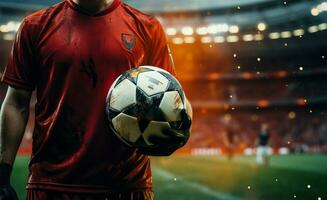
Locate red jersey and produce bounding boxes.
[2,0,175,192]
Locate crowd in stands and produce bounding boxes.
[182,78,327,102]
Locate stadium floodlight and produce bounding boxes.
[308,25,319,33]
[0,25,8,33]
[181,26,194,36]
[226,35,239,43]
[184,36,195,44]
[207,24,219,34]
[207,24,229,34]
[172,37,183,44]
[257,22,267,31]
[243,34,254,42]
[311,1,327,16]
[0,21,21,33]
[280,31,292,38]
[218,24,229,32]
[311,8,319,16]
[201,36,213,43]
[318,23,327,30]
[269,32,280,39]
[2,33,15,40]
[166,28,177,36]
[229,25,239,34]
[293,29,305,36]
[196,27,208,35]
[213,36,225,43]
[254,34,264,41]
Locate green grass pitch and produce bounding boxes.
[12,155,327,200]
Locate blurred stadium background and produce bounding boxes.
[1,0,327,199]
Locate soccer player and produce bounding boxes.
[0,0,192,199]
[256,123,271,166]
[224,125,236,161]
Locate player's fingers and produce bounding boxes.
[147,134,163,144]
[165,128,189,145]
[180,109,192,130]
[147,128,185,145]
[162,128,184,138]
[162,129,186,144]
[148,133,183,145]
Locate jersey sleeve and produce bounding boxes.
[144,18,176,76]
[1,19,37,90]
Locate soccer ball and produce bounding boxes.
[106,66,188,148]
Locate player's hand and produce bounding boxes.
[0,163,18,200]
[138,109,192,156]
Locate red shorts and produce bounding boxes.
[26,189,154,200]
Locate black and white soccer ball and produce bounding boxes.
[106,66,188,148]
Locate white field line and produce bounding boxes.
[153,167,242,200]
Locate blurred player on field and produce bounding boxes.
[222,115,236,160]
[256,123,271,166]
[224,125,236,160]
[0,0,192,199]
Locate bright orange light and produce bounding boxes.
[275,70,287,78]
[296,98,308,106]
[257,99,270,108]
[207,73,221,80]
[242,72,253,79]
[223,104,230,110]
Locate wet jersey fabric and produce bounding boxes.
[2,0,175,192]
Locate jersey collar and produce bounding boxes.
[66,0,121,16]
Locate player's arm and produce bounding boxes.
[0,87,32,199]
[0,87,32,165]
[0,17,36,198]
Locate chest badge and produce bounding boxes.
[122,33,136,51]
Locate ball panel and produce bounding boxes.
[135,88,166,121]
[123,67,151,85]
[106,107,121,122]
[110,79,136,111]
[139,66,171,74]
[137,71,169,96]
[114,70,134,86]
[142,121,171,145]
[137,117,151,133]
[106,75,122,101]
[112,113,142,143]
[159,91,184,122]
[158,71,186,105]
[123,88,166,121]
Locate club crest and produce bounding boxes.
[122,33,136,51]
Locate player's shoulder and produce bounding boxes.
[24,1,66,25]
[120,3,162,29]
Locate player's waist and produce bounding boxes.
[26,182,153,193]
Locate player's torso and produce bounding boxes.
[28,1,152,190]
[32,2,151,130]
[36,3,146,94]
